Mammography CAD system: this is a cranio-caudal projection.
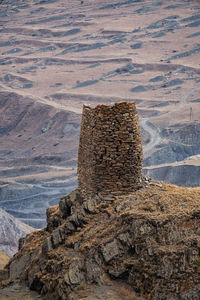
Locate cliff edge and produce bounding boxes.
[1,102,200,299]
[1,182,200,299]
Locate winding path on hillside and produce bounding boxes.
[141,87,200,156]
[140,119,161,156]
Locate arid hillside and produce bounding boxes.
[0,0,200,227]
[0,208,33,256]
[1,182,200,300]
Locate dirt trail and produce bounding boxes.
[140,119,161,156]
[141,87,200,156]
[0,82,82,114]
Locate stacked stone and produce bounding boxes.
[78,102,143,197]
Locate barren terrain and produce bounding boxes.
[1,183,200,299]
[0,0,200,227]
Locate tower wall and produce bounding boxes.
[78,102,143,196]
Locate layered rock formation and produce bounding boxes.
[78,102,143,197]
[1,184,200,300]
[1,102,200,300]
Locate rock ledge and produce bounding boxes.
[1,182,200,300]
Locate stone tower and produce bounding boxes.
[78,102,143,197]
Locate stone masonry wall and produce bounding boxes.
[78,102,143,197]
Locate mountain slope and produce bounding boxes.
[0,208,34,256]
[1,183,200,299]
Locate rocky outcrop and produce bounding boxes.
[1,101,200,299]
[0,208,34,256]
[2,183,200,300]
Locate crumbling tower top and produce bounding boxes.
[78,102,143,197]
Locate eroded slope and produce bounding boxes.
[1,182,200,299]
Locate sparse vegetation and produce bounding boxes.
[195,258,200,266]
[171,273,179,279]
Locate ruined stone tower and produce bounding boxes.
[78,102,143,197]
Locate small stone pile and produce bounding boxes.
[78,102,143,197]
